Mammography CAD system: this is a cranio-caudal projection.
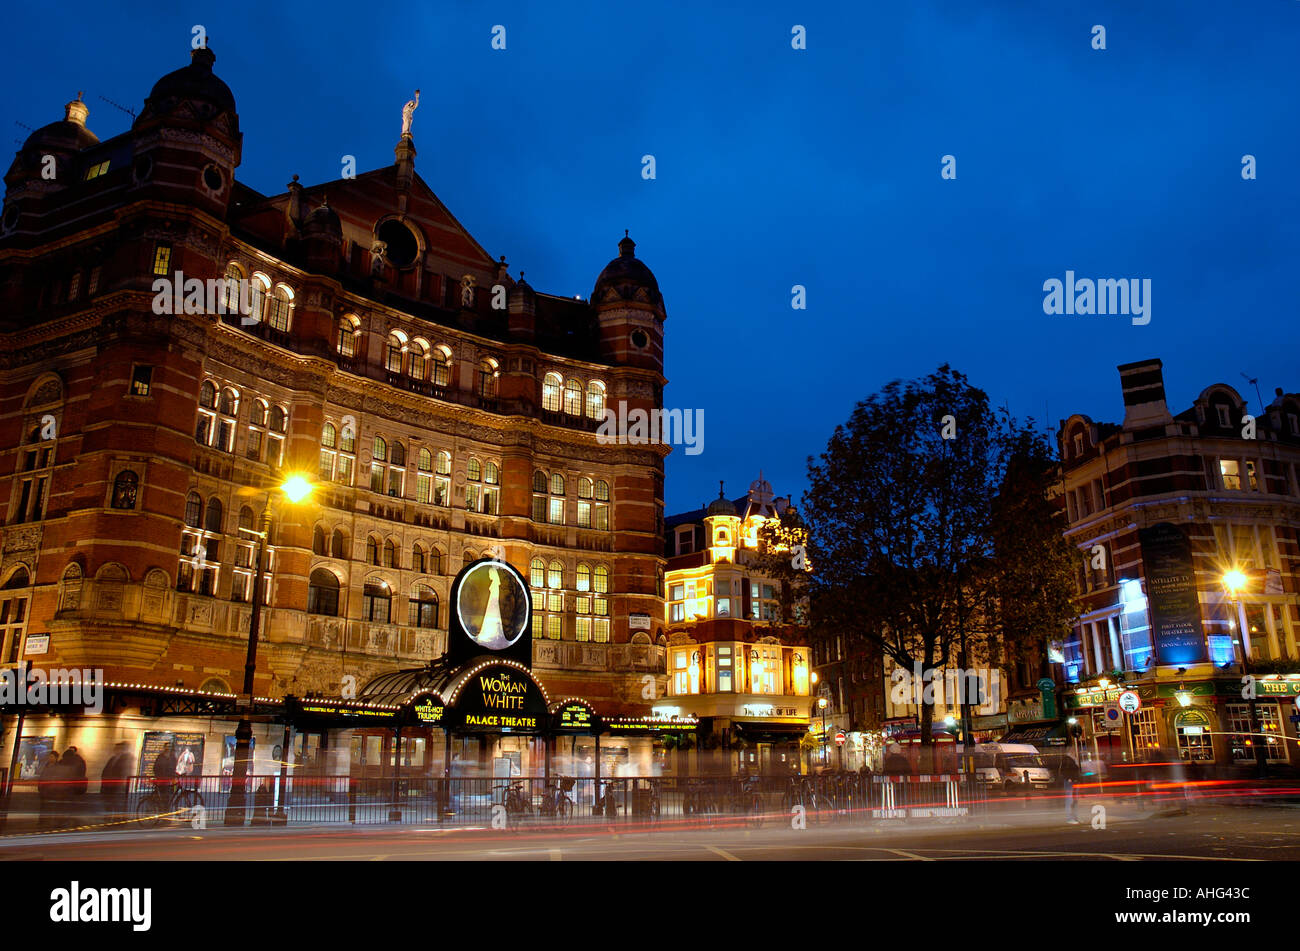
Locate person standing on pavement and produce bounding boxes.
[100,742,134,820]
[61,746,88,826]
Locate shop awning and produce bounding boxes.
[1000,721,1070,746]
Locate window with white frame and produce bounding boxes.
[529,557,564,640]
[1225,702,1286,762]
[1219,458,1241,490]
[577,477,610,530]
[337,314,360,357]
[532,470,565,524]
[542,372,562,412]
[585,381,606,420]
[574,563,610,642]
[267,284,293,332]
[465,458,499,515]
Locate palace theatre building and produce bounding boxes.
[0,46,684,789]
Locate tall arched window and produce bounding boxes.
[366,535,380,566]
[409,585,439,628]
[337,314,360,358]
[542,372,562,412]
[416,448,434,503]
[331,529,348,559]
[563,378,582,416]
[204,497,223,533]
[184,492,202,528]
[383,539,398,569]
[386,332,406,374]
[409,339,429,380]
[478,358,498,399]
[412,544,426,573]
[431,347,453,388]
[320,423,337,480]
[585,380,606,420]
[312,525,327,555]
[308,568,340,616]
[363,581,392,623]
[221,262,244,313]
[248,273,271,324]
[268,284,293,332]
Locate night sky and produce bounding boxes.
[6,1,1298,514]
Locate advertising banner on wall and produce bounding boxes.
[1138,522,1207,666]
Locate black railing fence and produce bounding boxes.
[3,773,986,833]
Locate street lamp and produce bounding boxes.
[1223,568,1268,779]
[224,473,315,826]
[817,697,828,769]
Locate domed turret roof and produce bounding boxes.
[592,231,661,307]
[20,96,98,154]
[303,198,341,238]
[136,47,237,125]
[706,482,738,517]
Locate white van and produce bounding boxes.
[971,743,1052,790]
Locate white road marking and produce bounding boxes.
[706,845,741,861]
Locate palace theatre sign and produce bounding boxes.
[445,660,550,733]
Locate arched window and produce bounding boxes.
[184,492,202,528]
[312,525,327,556]
[578,478,593,500]
[111,470,139,509]
[585,380,606,419]
[308,568,340,616]
[373,436,388,463]
[219,388,238,416]
[319,423,338,480]
[331,529,347,559]
[542,373,562,412]
[431,346,453,388]
[463,550,477,568]
[412,544,426,573]
[391,441,406,468]
[251,399,269,428]
[551,473,565,496]
[409,585,439,628]
[366,535,380,566]
[533,470,548,493]
[409,339,429,381]
[238,506,254,533]
[363,580,392,623]
[337,314,360,358]
[468,458,481,482]
[199,380,217,409]
[530,558,546,587]
[580,478,611,531]
[576,563,591,591]
[594,565,609,593]
[383,539,398,569]
[386,332,406,374]
[430,546,445,574]
[270,406,287,433]
[484,462,499,485]
[436,451,451,476]
[563,378,582,416]
[268,284,293,332]
[478,358,498,399]
[221,263,244,313]
[547,560,563,589]
[204,497,223,533]
[248,273,270,324]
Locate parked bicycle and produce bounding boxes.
[134,781,204,828]
[495,781,532,821]
[595,778,620,818]
[539,777,575,820]
[782,775,819,813]
[733,776,764,828]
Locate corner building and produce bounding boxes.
[1058,359,1300,771]
[0,48,670,783]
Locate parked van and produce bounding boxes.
[971,743,1052,790]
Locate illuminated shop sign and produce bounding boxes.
[553,701,598,733]
[606,718,698,734]
[1139,523,1208,666]
[298,702,398,719]
[447,557,532,668]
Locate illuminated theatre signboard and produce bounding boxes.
[1139,522,1207,666]
[553,700,599,734]
[451,663,549,733]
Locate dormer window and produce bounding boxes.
[1216,404,1231,427]
[1072,432,1084,456]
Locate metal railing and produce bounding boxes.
[1,773,985,834]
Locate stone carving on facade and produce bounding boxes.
[460,275,476,308]
[401,90,420,137]
[370,242,388,279]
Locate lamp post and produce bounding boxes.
[1223,569,1268,780]
[817,697,828,770]
[224,474,313,827]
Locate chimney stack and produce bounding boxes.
[1117,358,1173,429]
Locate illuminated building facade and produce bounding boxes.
[662,477,813,773]
[0,47,670,785]
[1058,359,1300,769]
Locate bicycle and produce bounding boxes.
[134,781,204,828]
[595,779,619,819]
[733,777,764,828]
[494,781,532,821]
[539,777,575,821]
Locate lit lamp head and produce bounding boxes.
[817,697,827,710]
[810,671,819,685]
[943,715,956,729]
[1222,568,1246,594]
[1098,678,1110,690]
[1175,690,1193,707]
[281,474,314,504]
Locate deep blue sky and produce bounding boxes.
[5,1,1298,514]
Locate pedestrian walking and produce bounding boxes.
[100,742,134,820]
[37,750,63,831]
[61,746,88,826]
[1061,755,1081,824]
